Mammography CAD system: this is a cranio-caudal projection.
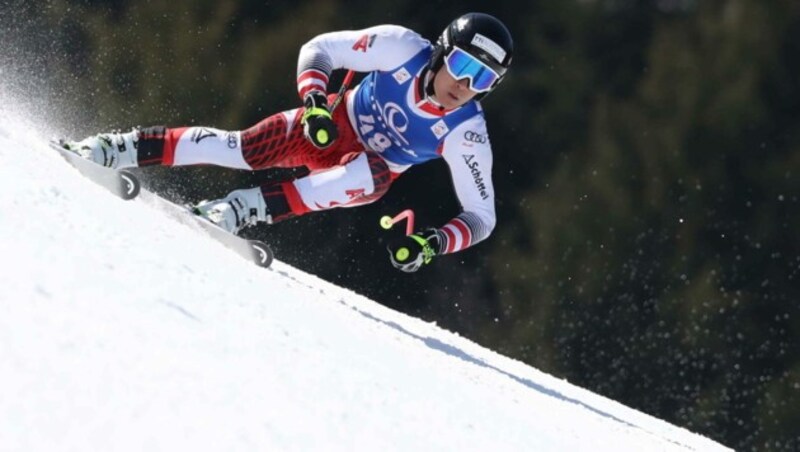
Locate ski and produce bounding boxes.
[137,188,275,269]
[48,140,141,200]
[48,139,272,268]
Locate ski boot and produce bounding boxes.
[63,129,139,169]
[192,187,272,234]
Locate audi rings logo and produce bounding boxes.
[464,131,487,144]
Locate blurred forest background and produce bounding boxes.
[2,0,799,450]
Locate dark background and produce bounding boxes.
[2,1,799,450]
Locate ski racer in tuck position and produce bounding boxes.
[63,12,514,272]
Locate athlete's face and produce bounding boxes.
[432,66,479,110]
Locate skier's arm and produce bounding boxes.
[387,118,497,273]
[436,118,497,255]
[296,24,430,98]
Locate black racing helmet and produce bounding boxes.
[429,12,514,101]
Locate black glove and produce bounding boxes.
[301,91,339,149]
[387,228,442,273]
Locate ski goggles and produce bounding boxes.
[443,46,501,93]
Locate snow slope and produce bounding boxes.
[0,111,731,451]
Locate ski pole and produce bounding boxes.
[329,70,355,112]
[379,209,416,236]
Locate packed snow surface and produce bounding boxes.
[0,111,731,451]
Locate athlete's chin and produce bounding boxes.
[443,94,465,109]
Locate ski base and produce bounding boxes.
[48,140,140,200]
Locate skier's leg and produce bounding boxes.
[137,95,360,170]
[260,151,395,222]
[238,94,363,171]
[64,109,331,170]
[135,116,313,170]
[64,92,357,171]
[193,151,394,232]
[137,126,251,169]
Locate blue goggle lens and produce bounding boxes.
[444,47,500,93]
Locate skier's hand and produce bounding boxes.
[387,228,441,273]
[301,91,339,149]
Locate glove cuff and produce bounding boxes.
[409,228,443,263]
[303,90,329,110]
[430,230,444,255]
[302,91,332,124]
[418,228,443,256]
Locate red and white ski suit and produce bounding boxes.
[137,25,497,255]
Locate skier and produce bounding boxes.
[63,12,514,273]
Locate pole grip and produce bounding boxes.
[379,209,415,236]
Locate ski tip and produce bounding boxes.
[47,138,66,150]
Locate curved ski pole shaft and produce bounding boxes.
[379,209,416,236]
